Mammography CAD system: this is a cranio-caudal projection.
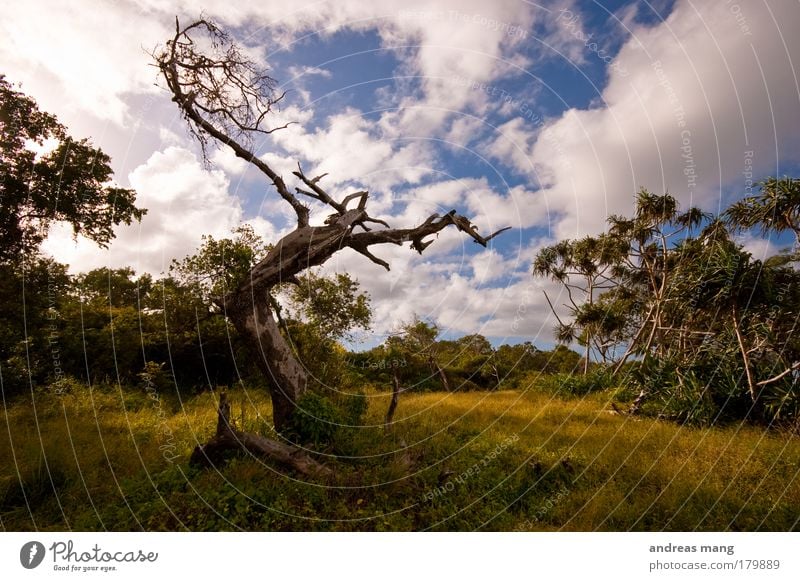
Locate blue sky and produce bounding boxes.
[3,0,799,350]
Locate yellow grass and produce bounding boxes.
[1,383,798,531]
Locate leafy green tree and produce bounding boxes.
[725,177,800,246]
[76,267,152,308]
[606,190,707,370]
[54,267,154,386]
[0,256,71,396]
[143,275,249,390]
[533,233,625,372]
[286,272,371,341]
[163,226,274,388]
[170,224,269,303]
[280,272,371,394]
[671,222,800,413]
[492,343,542,387]
[388,319,451,391]
[617,215,800,425]
[544,344,583,374]
[438,334,497,389]
[0,75,145,262]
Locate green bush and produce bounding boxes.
[338,390,368,426]
[285,391,343,448]
[654,369,722,426]
[761,379,800,427]
[557,369,616,396]
[624,356,753,426]
[0,454,68,511]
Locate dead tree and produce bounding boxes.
[384,370,402,434]
[155,18,508,473]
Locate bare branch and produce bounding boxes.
[756,361,800,387]
[293,164,344,213]
[350,245,391,270]
[542,290,567,328]
[361,216,391,229]
[154,17,310,226]
[341,191,369,209]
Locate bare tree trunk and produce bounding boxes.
[732,305,757,404]
[433,360,450,391]
[584,280,593,375]
[613,303,656,374]
[385,370,401,433]
[225,294,307,433]
[490,363,501,389]
[641,303,660,358]
[583,343,590,375]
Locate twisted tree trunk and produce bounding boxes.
[225,294,307,433]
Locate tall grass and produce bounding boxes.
[1,380,798,531]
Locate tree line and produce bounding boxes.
[0,223,580,397]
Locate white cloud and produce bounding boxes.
[41,147,262,275]
[470,249,510,282]
[210,147,250,176]
[525,0,800,239]
[735,232,785,262]
[443,115,487,148]
[481,117,540,175]
[269,108,434,193]
[0,2,168,127]
[288,65,332,79]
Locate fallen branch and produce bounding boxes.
[190,392,332,478]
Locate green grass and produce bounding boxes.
[1,381,798,531]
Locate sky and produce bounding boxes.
[4,0,800,349]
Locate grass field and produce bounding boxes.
[2,382,799,531]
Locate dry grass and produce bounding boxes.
[1,382,798,531]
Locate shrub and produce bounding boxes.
[557,369,616,396]
[624,356,754,426]
[137,361,171,393]
[285,391,343,448]
[0,454,68,511]
[761,379,800,427]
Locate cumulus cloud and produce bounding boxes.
[0,2,168,127]
[269,108,434,192]
[522,0,800,239]
[41,147,273,275]
[735,232,786,262]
